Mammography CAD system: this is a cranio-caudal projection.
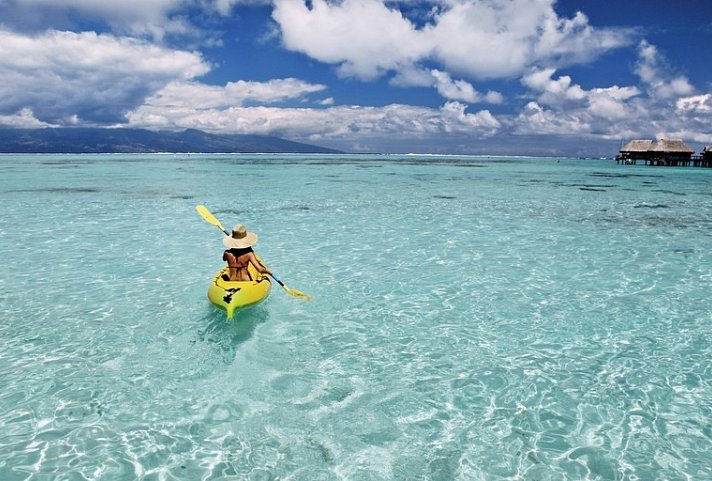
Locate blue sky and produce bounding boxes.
[0,0,711,155]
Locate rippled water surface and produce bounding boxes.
[1,154,711,480]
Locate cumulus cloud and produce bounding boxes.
[522,67,639,117]
[391,67,503,103]
[143,78,326,110]
[272,0,634,82]
[586,86,642,120]
[0,0,277,41]
[430,70,503,104]
[513,101,591,135]
[1,0,196,39]
[11,0,181,17]
[515,68,644,136]
[0,107,56,128]
[676,94,712,113]
[513,41,712,144]
[616,41,711,143]
[272,0,432,80]
[0,28,209,126]
[522,68,585,101]
[669,94,712,143]
[127,98,501,141]
[635,40,694,99]
[430,1,631,79]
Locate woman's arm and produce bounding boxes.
[248,252,272,275]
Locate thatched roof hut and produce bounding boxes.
[618,139,696,165]
[618,140,654,160]
[650,139,694,154]
[648,139,694,164]
[703,146,712,160]
[620,140,654,153]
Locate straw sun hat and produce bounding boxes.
[222,224,258,248]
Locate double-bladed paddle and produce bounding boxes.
[195,204,313,301]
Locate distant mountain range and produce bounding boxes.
[0,127,342,154]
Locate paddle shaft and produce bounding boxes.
[270,274,286,287]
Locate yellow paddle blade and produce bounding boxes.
[270,274,313,301]
[283,285,313,301]
[196,205,227,233]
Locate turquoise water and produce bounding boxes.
[1,153,711,480]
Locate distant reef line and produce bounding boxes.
[0,127,343,154]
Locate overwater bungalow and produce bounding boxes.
[692,145,712,167]
[649,139,695,166]
[616,139,699,166]
[617,140,654,163]
[703,146,712,161]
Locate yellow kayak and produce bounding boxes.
[207,263,272,318]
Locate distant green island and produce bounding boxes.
[0,128,342,154]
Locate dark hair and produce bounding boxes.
[226,246,253,256]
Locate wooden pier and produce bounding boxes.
[615,139,712,167]
[616,155,712,167]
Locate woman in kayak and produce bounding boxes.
[222,224,272,281]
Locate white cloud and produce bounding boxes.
[430,69,504,104]
[127,98,501,141]
[522,67,640,118]
[0,0,275,41]
[11,0,181,17]
[523,68,575,95]
[390,66,436,88]
[587,86,640,120]
[668,94,712,144]
[431,70,476,102]
[515,68,646,136]
[484,91,505,104]
[0,28,210,125]
[392,67,503,103]
[272,0,633,82]
[7,0,195,39]
[514,41,712,144]
[635,41,694,99]
[430,2,631,79]
[439,101,500,131]
[272,0,432,80]
[0,107,56,128]
[143,78,326,110]
[676,94,712,113]
[513,101,591,135]
[126,77,332,133]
